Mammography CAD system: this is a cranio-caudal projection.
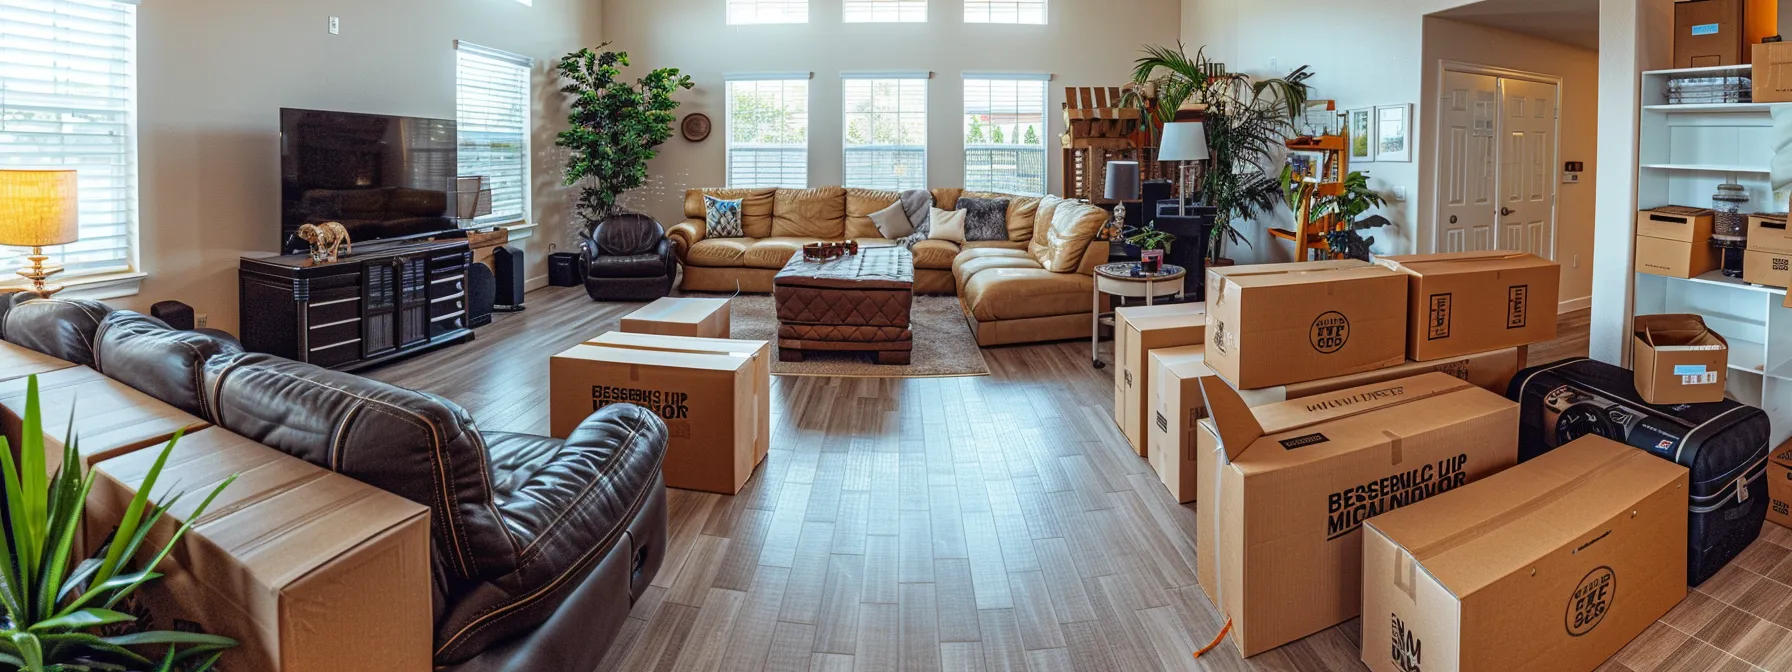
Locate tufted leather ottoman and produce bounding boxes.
[773,247,915,364]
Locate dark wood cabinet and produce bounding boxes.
[239,239,473,371]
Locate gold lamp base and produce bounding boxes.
[18,248,65,297]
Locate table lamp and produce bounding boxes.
[0,170,80,296]
[1157,121,1209,216]
[1103,160,1141,241]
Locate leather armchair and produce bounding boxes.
[580,213,676,302]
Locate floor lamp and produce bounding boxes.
[1156,122,1209,216]
[0,170,80,297]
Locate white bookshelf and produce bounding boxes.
[1636,65,1790,447]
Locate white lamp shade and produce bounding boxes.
[0,170,80,247]
[1157,122,1210,162]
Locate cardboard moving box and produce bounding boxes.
[1757,41,1792,103]
[1361,436,1688,672]
[0,340,75,383]
[1194,372,1519,657]
[587,331,772,466]
[86,429,433,672]
[1204,260,1407,390]
[621,297,732,338]
[1376,252,1559,361]
[551,342,759,494]
[1769,439,1792,530]
[1744,214,1792,288]
[0,366,209,477]
[1114,303,1205,455]
[1146,346,1523,504]
[1635,207,1720,279]
[1633,314,1729,405]
[1675,0,1743,68]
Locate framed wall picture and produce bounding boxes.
[1347,108,1374,163]
[1375,104,1411,163]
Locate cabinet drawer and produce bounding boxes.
[429,275,465,301]
[307,320,363,353]
[305,334,362,368]
[430,300,467,337]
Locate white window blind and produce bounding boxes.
[964,0,1044,24]
[843,76,926,191]
[844,0,924,23]
[728,0,806,24]
[727,77,808,189]
[456,42,531,227]
[963,77,1046,195]
[0,0,137,279]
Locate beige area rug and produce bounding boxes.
[710,294,990,378]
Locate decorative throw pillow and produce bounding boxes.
[869,201,914,240]
[928,207,967,243]
[958,197,1011,242]
[704,196,744,238]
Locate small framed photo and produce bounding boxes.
[1375,104,1412,163]
[1347,108,1375,163]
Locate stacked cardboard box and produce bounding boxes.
[0,366,209,477]
[1635,207,1720,279]
[1769,439,1792,530]
[1110,303,1205,455]
[620,297,733,338]
[1204,260,1408,390]
[1744,214,1792,288]
[1376,251,1558,361]
[0,340,75,382]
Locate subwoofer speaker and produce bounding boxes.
[467,263,495,327]
[150,300,195,331]
[494,246,526,311]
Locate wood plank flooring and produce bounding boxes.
[367,287,1780,671]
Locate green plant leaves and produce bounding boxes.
[555,43,693,229]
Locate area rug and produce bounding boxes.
[716,294,989,378]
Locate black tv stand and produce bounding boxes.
[239,238,474,372]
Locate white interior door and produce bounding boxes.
[1496,78,1558,257]
[1437,70,1500,252]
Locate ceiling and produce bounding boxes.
[1432,0,1601,51]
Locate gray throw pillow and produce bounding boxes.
[868,201,914,239]
[704,196,744,238]
[959,197,1011,242]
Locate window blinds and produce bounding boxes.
[455,42,532,227]
[0,0,138,278]
[727,78,809,189]
[728,0,807,24]
[963,77,1046,195]
[964,0,1045,24]
[843,77,926,191]
[844,0,924,23]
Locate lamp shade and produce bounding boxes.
[0,170,80,248]
[1157,122,1210,162]
[1104,161,1141,201]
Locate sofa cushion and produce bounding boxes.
[773,187,848,239]
[1,298,113,368]
[953,248,1042,295]
[960,192,1039,243]
[93,311,242,421]
[959,197,1011,242]
[687,238,751,267]
[911,239,962,271]
[685,188,776,238]
[1030,195,1065,262]
[867,202,913,240]
[962,267,1095,322]
[929,208,967,243]
[703,196,745,238]
[846,188,901,239]
[1041,200,1107,273]
[745,237,818,269]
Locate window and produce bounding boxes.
[0,0,138,280]
[963,76,1047,195]
[844,0,924,22]
[455,42,532,227]
[843,76,926,191]
[964,0,1044,24]
[728,0,806,24]
[726,76,809,188]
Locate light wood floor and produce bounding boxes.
[367,288,1784,672]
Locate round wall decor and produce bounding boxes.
[681,113,712,142]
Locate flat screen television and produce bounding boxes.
[279,108,459,255]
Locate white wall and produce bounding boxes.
[127,0,604,333]
[1419,16,1600,310]
[602,0,1184,228]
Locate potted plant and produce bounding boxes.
[1125,43,1314,266]
[1124,224,1177,274]
[1283,169,1390,262]
[555,44,693,240]
[0,377,236,671]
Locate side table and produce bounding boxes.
[1091,262,1187,368]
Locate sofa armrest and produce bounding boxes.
[666,221,706,264]
[1076,240,1111,276]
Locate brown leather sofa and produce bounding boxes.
[0,295,667,672]
[951,195,1113,346]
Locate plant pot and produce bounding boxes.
[1140,250,1164,274]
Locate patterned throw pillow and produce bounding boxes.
[704,196,744,238]
[958,197,1011,242]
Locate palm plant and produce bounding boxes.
[0,376,236,671]
[1125,43,1314,263]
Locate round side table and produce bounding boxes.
[1092,262,1188,368]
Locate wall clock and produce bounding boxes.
[682,113,712,142]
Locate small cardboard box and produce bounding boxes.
[1115,303,1206,455]
[0,366,209,477]
[1112,303,1206,430]
[1756,42,1792,103]
[1361,436,1688,672]
[1633,314,1728,405]
[1204,260,1407,390]
[551,343,758,494]
[587,330,772,466]
[1376,252,1559,362]
[1747,213,1792,253]
[86,429,433,672]
[1193,372,1519,657]
[0,340,74,382]
[1146,346,1523,503]
[1767,440,1792,530]
[1744,248,1792,288]
[1637,207,1715,242]
[621,297,732,338]
[1636,207,1721,279]
[1675,0,1743,68]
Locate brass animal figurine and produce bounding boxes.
[297,221,352,262]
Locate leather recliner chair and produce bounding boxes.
[579,212,676,302]
[0,297,668,671]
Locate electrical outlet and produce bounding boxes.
[1562,173,1580,184]
[1268,57,1279,71]
[1391,186,1408,202]
[195,314,209,328]
[328,16,340,35]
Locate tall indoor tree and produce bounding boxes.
[556,44,693,232]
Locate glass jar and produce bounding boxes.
[1712,182,1750,278]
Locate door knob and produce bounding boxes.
[1500,207,1515,217]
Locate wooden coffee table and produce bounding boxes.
[772,247,915,365]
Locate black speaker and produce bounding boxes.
[1140,180,1174,224]
[467,263,495,327]
[547,252,582,288]
[494,246,527,311]
[150,300,195,331]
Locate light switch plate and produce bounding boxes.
[1562,173,1581,184]
[1392,186,1408,202]
[329,16,340,34]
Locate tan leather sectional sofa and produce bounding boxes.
[667,186,1111,346]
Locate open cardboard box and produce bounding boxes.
[1632,314,1728,405]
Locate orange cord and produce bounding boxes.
[1193,618,1232,658]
